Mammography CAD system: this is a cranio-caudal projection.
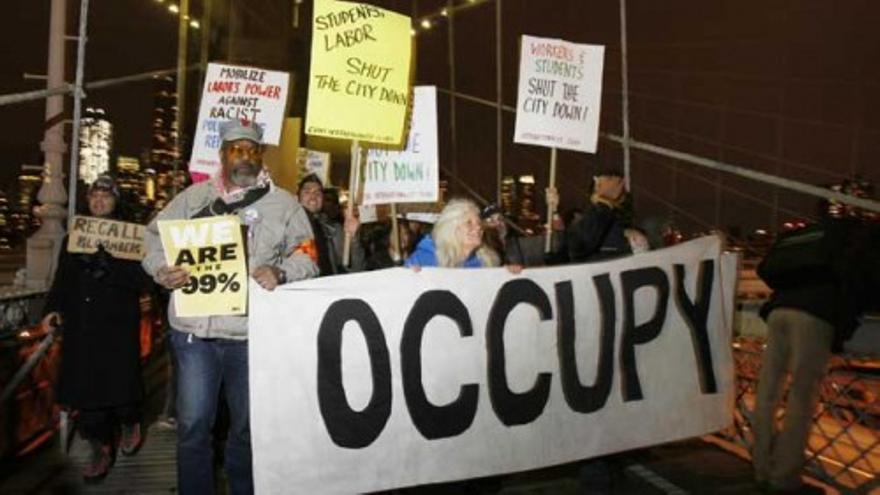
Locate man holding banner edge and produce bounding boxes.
[142,119,318,495]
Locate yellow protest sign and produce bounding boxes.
[305,0,412,145]
[67,216,145,261]
[158,216,248,317]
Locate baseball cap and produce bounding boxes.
[219,119,264,144]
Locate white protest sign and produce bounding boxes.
[514,35,605,153]
[358,204,378,224]
[297,148,332,185]
[363,86,439,205]
[250,236,737,494]
[190,63,290,177]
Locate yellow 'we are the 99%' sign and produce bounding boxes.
[158,216,248,318]
[305,0,412,145]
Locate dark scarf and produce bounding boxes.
[192,184,271,219]
[307,212,336,276]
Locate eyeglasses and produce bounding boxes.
[227,143,262,157]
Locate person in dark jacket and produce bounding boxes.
[752,216,880,493]
[297,173,366,275]
[481,203,527,266]
[41,176,151,482]
[567,170,631,262]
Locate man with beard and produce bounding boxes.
[143,119,318,495]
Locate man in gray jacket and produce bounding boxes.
[142,119,317,495]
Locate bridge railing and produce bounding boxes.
[714,336,880,494]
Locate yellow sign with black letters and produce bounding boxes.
[305,0,412,145]
[158,216,248,317]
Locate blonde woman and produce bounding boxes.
[406,198,501,268]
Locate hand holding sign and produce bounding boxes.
[157,265,190,290]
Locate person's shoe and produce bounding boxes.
[82,442,112,483]
[119,423,143,456]
[155,416,177,431]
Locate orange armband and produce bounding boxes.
[289,238,319,263]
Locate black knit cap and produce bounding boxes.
[88,174,119,197]
[480,203,502,220]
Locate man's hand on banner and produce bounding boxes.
[252,265,285,291]
[157,265,190,290]
[505,264,524,274]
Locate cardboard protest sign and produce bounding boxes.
[250,236,737,493]
[358,204,378,223]
[305,0,412,145]
[514,35,605,153]
[363,86,439,205]
[158,216,248,317]
[67,215,145,261]
[297,148,332,185]
[190,63,291,177]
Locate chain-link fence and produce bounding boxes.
[715,337,879,494]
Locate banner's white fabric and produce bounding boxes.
[250,237,737,494]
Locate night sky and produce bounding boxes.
[0,0,179,191]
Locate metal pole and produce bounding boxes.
[200,0,213,83]
[0,65,202,108]
[0,329,58,405]
[447,0,458,188]
[174,0,190,196]
[620,0,631,189]
[67,0,91,221]
[495,0,503,204]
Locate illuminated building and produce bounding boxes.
[78,107,113,185]
[12,173,42,239]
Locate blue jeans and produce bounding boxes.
[171,330,253,495]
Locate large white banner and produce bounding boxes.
[362,86,439,205]
[514,35,605,153]
[250,237,737,494]
[190,63,290,177]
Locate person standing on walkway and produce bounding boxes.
[142,119,318,495]
[753,214,879,494]
[42,176,151,482]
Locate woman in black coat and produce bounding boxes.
[42,176,151,482]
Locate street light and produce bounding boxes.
[168,4,179,14]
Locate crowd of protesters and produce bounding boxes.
[39,117,879,495]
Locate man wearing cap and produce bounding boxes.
[42,175,151,482]
[567,169,632,262]
[142,119,318,495]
